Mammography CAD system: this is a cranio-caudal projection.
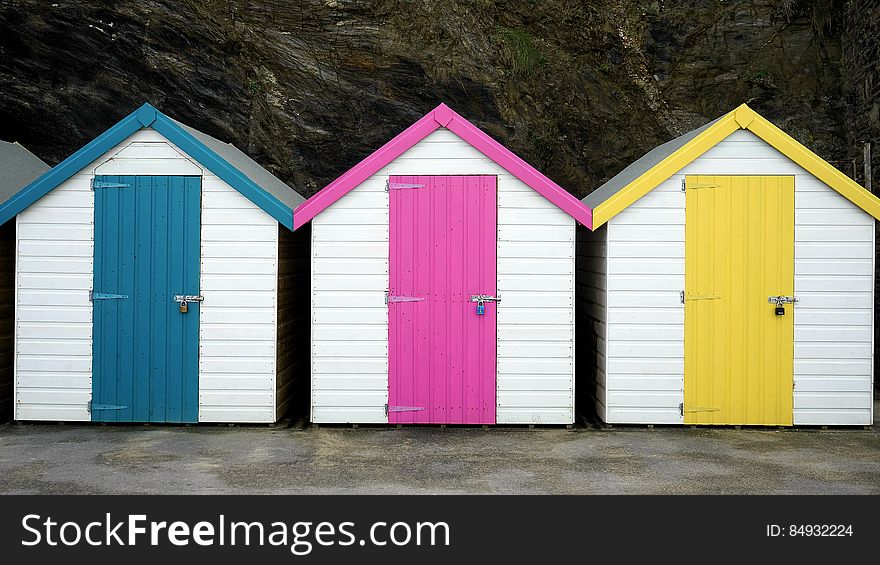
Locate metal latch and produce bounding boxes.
[385,404,425,415]
[174,294,204,313]
[385,291,425,304]
[90,291,129,301]
[470,294,500,316]
[91,180,130,190]
[680,291,720,303]
[769,295,798,316]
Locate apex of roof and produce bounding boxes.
[0,103,304,229]
[584,104,880,228]
[294,103,591,229]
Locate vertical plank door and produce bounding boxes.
[91,175,201,423]
[388,175,497,424]
[684,175,794,425]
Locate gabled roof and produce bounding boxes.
[0,141,50,207]
[584,104,880,228]
[293,103,591,229]
[0,103,304,229]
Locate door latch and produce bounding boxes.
[469,294,500,315]
[768,295,798,316]
[174,294,204,313]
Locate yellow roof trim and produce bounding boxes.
[745,111,880,221]
[591,103,880,228]
[591,112,739,228]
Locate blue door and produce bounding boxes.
[91,175,201,423]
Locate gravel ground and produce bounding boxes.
[1,403,877,494]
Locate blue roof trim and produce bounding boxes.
[0,103,294,230]
[0,109,144,226]
[152,115,293,229]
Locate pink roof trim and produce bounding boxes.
[293,103,592,229]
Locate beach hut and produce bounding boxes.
[0,103,307,424]
[0,141,50,421]
[294,103,591,425]
[578,104,878,426]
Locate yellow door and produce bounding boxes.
[684,175,794,426]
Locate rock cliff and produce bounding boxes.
[0,0,851,198]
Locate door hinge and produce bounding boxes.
[681,291,720,303]
[91,180,131,190]
[385,404,425,415]
[385,181,427,192]
[683,406,721,414]
[385,291,425,304]
[90,291,129,301]
[87,400,128,413]
[679,402,683,417]
[683,182,719,191]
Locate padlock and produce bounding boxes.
[476,303,485,315]
[775,305,784,316]
[179,301,188,313]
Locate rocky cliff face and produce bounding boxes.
[844,0,879,188]
[0,0,849,198]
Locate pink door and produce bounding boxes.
[388,175,497,424]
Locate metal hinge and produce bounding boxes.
[682,181,719,191]
[683,406,721,414]
[385,291,425,304]
[91,180,130,190]
[679,402,683,417]
[90,291,129,301]
[385,181,427,192]
[385,403,425,416]
[680,291,720,303]
[87,400,128,414]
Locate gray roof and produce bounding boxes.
[582,116,723,208]
[170,118,305,209]
[0,141,50,205]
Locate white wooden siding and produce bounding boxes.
[198,176,278,423]
[605,176,684,424]
[15,175,94,421]
[310,128,576,424]
[497,180,575,424]
[602,129,874,425]
[15,129,281,423]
